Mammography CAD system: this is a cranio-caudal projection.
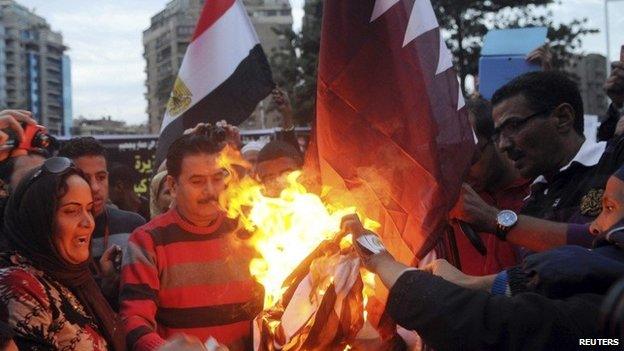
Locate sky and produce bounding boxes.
[14,0,624,125]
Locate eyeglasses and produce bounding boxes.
[493,110,550,143]
[29,157,75,184]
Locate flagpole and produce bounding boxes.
[605,0,611,75]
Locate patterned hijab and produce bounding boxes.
[2,160,125,351]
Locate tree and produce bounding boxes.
[271,0,597,122]
[431,0,598,93]
[270,0,323,125]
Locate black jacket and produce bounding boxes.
[387,270,603,351]
[597,103,623,142]
[385,230,624,350]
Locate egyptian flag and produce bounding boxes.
[308,0,475,264]
[155,0,274,166]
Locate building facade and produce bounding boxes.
[62,54,72,136]
[143,0,204,134]
[239,0,293,130]
[0,0,71,135]
[144,0,293,133]
[568,53,609,116]
[72,116,148,136]
[0,25,6,108]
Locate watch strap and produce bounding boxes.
[495,223,509,241]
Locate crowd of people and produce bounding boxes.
[0,54,620,351]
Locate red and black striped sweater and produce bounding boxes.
[119,208,264,351]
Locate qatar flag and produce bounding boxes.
[309,0,475,263]
[155,0,274,166]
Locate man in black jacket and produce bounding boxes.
[452,71,624,254]
[597,60,624,142]
[342,166,624,350]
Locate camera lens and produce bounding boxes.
[33,132,51,149]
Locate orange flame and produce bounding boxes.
[218,146,378,310]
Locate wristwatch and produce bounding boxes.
[495,210,518,241]
[355,231,386,257]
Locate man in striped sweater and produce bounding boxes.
[120,128,264,351]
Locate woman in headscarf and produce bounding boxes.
[149,169,171,219]
[0,157,125,350]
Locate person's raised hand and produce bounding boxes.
[606,61,624,107]
[183,122,210,136]
[449,183,499,233]
[526,45,553,71]
[340,214,390,270]
[271,88,294,129]
[0,110,37,161]
[215,120,242,149]
[99,245,122,279]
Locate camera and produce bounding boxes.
[18,124,52,151]
[5,123,55,154]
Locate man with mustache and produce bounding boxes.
[119,126,264,351]
[452,71,624,253]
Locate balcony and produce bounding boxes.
[46,98,62,108]
[46,75,62,85]
[46,65,61,74]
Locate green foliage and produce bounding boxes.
[270,0,323,125]
[270,0,597,122]
[431,0,598,92]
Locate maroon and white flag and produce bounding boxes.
[308,0,475,263]
[155,0,274,165]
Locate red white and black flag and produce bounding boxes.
[155,0,274,166]
[308,0,475,263]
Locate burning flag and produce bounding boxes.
[309,0,474,263]
[218,155,403,350]
[212,0,473,348]
[214,139,391,348]
[155,0,274,166]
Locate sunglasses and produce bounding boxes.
[29,157,75,184]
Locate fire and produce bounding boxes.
[216,146,395,349]
[361,270,376,322]
[223,170,359,308]
[218,145,378,314]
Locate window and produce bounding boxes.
[156,46,171,63]
[177,26,194,36]
[155,33,170,49]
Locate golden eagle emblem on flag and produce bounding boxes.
[166,77,192,117]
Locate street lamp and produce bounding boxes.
[605,0,624,74]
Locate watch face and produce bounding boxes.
[498,210,518,227]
